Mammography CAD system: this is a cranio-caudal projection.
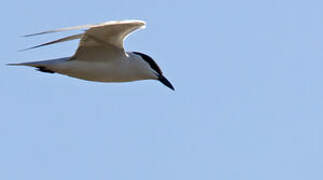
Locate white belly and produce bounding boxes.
[49,60,154,82]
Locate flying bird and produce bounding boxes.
[8,20,174,90]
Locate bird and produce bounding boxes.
[8,20,174,90]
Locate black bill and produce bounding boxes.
[158,75,175,91]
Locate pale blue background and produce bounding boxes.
[1,0,322,179]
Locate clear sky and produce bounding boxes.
[1,0,322,179]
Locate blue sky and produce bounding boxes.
[1,0,322,179]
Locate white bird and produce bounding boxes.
[8,20,174,90]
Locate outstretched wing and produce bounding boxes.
[22,20,146,61]
[72,20,145,60]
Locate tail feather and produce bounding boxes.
[7,61,47,67]
[7,63,55,73]
[7,57,70,73]
[7,63,23,66]
[7,57,69,66]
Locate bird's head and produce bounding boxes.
[132,52,174,91]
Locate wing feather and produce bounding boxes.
[20,33,83,51]
[23,24,93,37]
[73,20,146,60]
[21,20,146,62]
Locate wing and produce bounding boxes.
[72,20,146,60]
[23,24,94,37]
[20,33,83,51]
[22,20,146,61]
